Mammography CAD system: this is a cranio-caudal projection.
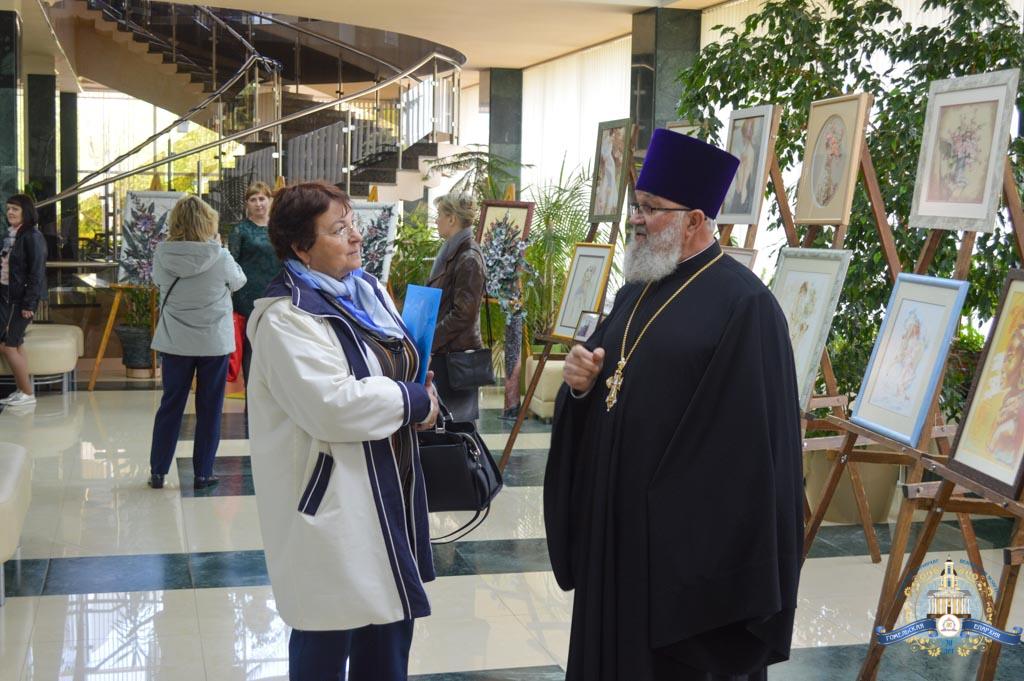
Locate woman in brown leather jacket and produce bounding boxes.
[426,193,487,421]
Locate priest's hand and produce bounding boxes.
[564,346,605,394]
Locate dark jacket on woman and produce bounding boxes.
[7,226,47,311]
[427,229,485,353]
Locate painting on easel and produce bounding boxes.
[948,270,1024,498]
[118,191,184,284]
[770,248,852,410]
[722,246,758,271]
[909,69,1019,233]
[589,119,632,223]
[719,105,779,226]
[350,200,400,284]
[795,93,873,226]
[851,273,969,446]
[552,243,615,342]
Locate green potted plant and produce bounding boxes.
[114,288,156,375]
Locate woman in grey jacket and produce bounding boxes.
[148,196,246,490]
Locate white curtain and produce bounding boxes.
[457,83,490,148]
[521,36,632,191]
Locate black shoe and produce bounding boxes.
[194,475,220,490]
[148,474,165,489]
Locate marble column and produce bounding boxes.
[631,8,701,150]
[60,91,78,258]
[0,11,19,199]
[27,72,57,231]
[487,68,522,196]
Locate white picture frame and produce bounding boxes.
[350,200,401,283]
[722,246,759,271]
[573,310,602,344]
[851,274,970,446]
[552,243,615,342]
[118,191,185,284]
[770,248,852,410]
[719,105,780,226]
[909,69,1020,233]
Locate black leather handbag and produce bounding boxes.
[444,348,495,390]
[418,406,503,543]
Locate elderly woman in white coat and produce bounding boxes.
[246,182,439,681]
[149,195,246,491]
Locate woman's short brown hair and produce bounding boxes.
[245,181,274,202]
[268,182,352,261]
[168,195,219,242]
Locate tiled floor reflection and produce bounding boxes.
[4,388,1024,679]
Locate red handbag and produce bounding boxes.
[226,312,245,382]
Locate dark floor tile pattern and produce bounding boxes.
[190,549,268,588]
[501,449,549,487]
[807,518,1015,560]
[42,553,192,595]
[410,666,565,680]
[176,456,255,497]
[76,380,164,391]
[2,558,48,598]
[179,412,249,440]
[769,641,1024,680]
[478,409,552,434]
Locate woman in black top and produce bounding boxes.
[0,194,47,407]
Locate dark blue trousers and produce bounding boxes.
[289,620,415,681]
[149,353,229,477]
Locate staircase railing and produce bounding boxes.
[38,51,463,209]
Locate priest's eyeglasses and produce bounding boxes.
[628,203,691,219]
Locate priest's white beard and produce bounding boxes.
[624,219,685,283]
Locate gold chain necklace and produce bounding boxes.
[605,252,724,411]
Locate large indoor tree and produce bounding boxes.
[677,0,1024,419]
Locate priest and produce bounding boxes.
[545,128,804,681]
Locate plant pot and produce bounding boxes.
[114,324,153,370]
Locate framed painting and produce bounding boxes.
[722,246,758,271]
[909,69,1020,233]
[948,270,1024,498]
[476,200,534,244]
[850,273,969,446]
[350,200,400,283]
[770,248,852,410]
[552,243,615,342]
[590,118,632,223]
[719,105,781,226]
[795,92,873,226]
[573,310,603,344]
[118,191,184,284]
[665,120,700,137]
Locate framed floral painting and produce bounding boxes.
[590,119,632,223]
[350,200,400,283]
[770,248,852,410]
[795,93,873,226]
[118,191,184,284]
[719,105,780,227]
[948,270,1024,498]
[850,274,969,447]
[476,200,534,245]
[909,69,1019,233]
[552,243,615,342]
[665,120,700,137]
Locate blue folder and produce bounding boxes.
[401,285,442,383]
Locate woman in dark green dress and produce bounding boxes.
[228,181,278,385]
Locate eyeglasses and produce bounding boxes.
[322,223,363,239]
[628,203,691,219]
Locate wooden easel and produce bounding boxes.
[87,282,159,391]
[857,160,1024,681]
[497,216,622,471]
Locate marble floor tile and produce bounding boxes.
[477,410,552,434]
[409,614,559,675]
[482,433,551,452]
[424,575,519,622]
[429,487,545,543]
[500,450,548,487]
[189,550,269,589]
[41,554,193,596]
[31,590,200,644]
[0,640,27,681]
[454,539,552,576]
[177,455,255,498]
[0,597,38,646]
[199,631,289,681]
[21,632,207,680]
[3,560,49,599]
[181,496,264,553]
[180,412,248,440]
[192,586,283,641]
[481,572,573,622]
[509,605,570,670]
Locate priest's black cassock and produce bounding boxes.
[544,240,804,681]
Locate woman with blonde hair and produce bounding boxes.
[228,181,277,384]
[427,192,487,421]
[148,195,246,490]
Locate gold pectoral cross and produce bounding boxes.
[605,358,626,411]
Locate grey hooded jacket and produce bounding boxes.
[151,240,247,356]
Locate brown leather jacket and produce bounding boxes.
[427,233,486,353]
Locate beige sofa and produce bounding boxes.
[0,324,83,392]
[0,443,30,606]
[523,355,566,420]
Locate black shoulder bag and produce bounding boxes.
[442,255,496,391]
[418,402,503,543]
